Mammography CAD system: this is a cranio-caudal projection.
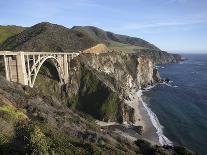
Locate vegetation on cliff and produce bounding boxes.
[72,64,121,122]
[0,25,25,44]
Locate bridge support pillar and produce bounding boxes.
[3,56,10,81]
[63,54,69,83]
[16,52,28,85]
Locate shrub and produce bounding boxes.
[20,124,49,154]
[0,104,27,122]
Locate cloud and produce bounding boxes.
[119,18,207,31]
[166,0,189,4]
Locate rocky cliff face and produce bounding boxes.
[64,52,160,124]
[137,49,180,64]
[80,52,158,92]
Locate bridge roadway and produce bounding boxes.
[0,51,79,87]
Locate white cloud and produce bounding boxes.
[166,0,189,4]
[118,18,207,31]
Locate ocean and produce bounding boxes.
[142,54,207,155]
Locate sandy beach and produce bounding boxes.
[124,89,160,145]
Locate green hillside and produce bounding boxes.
[0,25,26,44]
[0,23,160,53]
[72,26,160,53]
[0,22,98,52]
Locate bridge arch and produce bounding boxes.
[29,56,64,88]
[1,51,79,87]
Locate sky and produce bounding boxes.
[1,0,207,52]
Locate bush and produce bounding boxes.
[0,104,27,122]
[19,124,49,154]
[77,64,120,121]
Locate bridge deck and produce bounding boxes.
[0,51,80,56]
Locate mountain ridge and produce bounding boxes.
[0,22,98,52]
[72,26,160,51]
[0,22,160,53]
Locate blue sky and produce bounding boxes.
[1,0,207,52]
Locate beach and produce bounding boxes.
[125,88,160,145]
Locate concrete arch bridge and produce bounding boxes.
[0,51,79,87]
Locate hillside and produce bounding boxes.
[72,26,160,52]
[0,22,98,52]
[0,23,159,53]
[0,25,26,44]
[0,53,194,154]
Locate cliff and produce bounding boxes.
[62,52,160,124]
[137,49,181,64]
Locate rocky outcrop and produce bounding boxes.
[65,52,160,124]
[80,52,159,91]
[136,49,180,64]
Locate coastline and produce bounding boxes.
[124,88,161,145]
[96,86,173,146]
[138,89,173,146]
[137,93,160,145]
[95,87,164,145]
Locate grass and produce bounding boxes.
[0,101,27,147]
[22,124,49,154]
[0,25,26,44]
[108,44,144,53]
[0,104,28,121]
[101,92,119,121]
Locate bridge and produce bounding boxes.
[0,51,79,87]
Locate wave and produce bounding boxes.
[137,90,173,146]
[156,66,165,69]
[143,85,157,91]
[160,81,178,88]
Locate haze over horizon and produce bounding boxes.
[1,0,207,52]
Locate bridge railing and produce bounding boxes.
[0,51,80,56]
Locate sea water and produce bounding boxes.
[142,54,207,155]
